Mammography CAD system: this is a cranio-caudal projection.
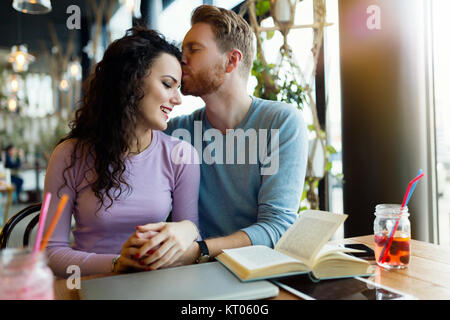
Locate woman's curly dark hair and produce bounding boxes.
[58,26,182,211]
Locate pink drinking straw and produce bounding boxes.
[32,192,52,255]
[379,172,425,264]
[23,192,52,295]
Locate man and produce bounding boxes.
[165,5,308,263]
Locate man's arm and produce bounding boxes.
[240,105,308,247]
[204,231,252,258]
[171,231,251,266]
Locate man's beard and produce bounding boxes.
[181,62,226,97]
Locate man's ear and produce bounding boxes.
[225,49,243,73]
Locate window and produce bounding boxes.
[323,0,343,237]
[23,73,53,117]
[109,4,133,42]
[159,0,204,118]
[433,0,450,246]
[247,1,344,236]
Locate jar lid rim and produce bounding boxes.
[376,203,408,209]
[375,204,409,215]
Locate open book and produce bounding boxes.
[216,210,374,281]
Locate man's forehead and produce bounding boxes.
[182,23,216,48]
[182,40,204,49]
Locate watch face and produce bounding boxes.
[197,255,210,264]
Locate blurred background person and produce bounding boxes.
[4,144,24,203]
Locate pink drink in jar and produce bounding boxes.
[0,248,54,300]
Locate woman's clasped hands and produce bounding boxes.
[113,220,199,273]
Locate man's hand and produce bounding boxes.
[166,241,201,268]
[133,220,199,270]
[167,230,253,268]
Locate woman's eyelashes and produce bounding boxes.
[163,80,181,90]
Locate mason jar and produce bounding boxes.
[0,248,54,300]
[373,204,411,269]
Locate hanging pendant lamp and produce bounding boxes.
[8,45,35,72]
[12,0,52,15]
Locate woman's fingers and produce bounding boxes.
[136,230,159,240]
[116,228,168,272]
[121,231,155,260]
[126,234,149,247]
[122,246,141,259]
[135,231,168,257]
[124,229,159,248]
[115,255,148,273]
[136,222,166,233]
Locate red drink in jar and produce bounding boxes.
[374,233,410,269]
[373,204,411,269]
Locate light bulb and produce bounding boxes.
[70,64,79,77]
[8,97,18,112]
[11,77,19,93]
[68,61,81,80]
[59,79,69,91]
[16,53,26,69]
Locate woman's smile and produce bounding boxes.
[160,105,172,119]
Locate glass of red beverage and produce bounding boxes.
[373,204,411,269]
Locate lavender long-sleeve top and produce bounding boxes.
[42,131,200,278]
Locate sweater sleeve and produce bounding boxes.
[43,141,116,278]
[169,140,201,239]
[241,107,309,247]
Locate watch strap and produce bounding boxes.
[196,240,210,263]
[197,240,209,255]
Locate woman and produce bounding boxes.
[43,27,200,278]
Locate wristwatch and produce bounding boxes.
[195,240,210,264]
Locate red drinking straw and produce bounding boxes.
[378,172,425,264]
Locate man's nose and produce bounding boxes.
[181,52,187,65]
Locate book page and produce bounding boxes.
[222,245,301,271]
[312,252,373,279]
[275,210,348,266]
